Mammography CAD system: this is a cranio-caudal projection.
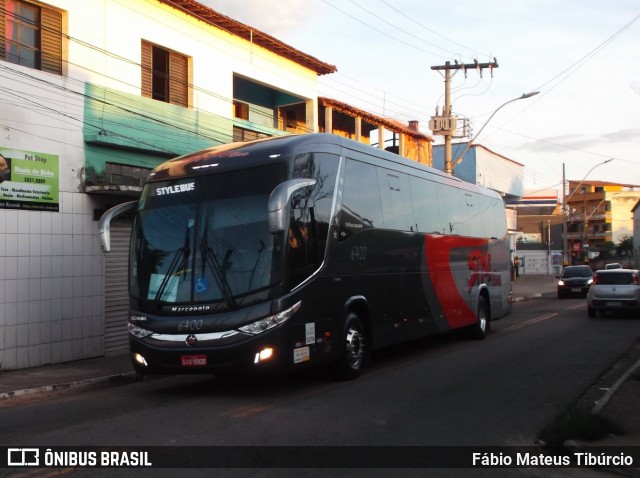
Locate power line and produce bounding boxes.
[534,12,640,94]
[319,0,445,57]
[345,0,460,57]
[376,0,488,58]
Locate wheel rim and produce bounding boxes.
[345,326,364,370]
[478,304,487,333]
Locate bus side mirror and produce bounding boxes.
[98,201,138,252]
[268,178,316,233]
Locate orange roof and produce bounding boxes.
[568,179,640,188]
[158,0,336,75]
[320,97,433,140]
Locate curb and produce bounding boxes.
[0,372,137,402]
[592,356,640,414]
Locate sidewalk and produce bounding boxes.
[1,275,638,457]
[0,351,136,400]
[511,272,558,301]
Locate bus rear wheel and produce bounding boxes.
[468,295,490,340]
[335,313,366,380]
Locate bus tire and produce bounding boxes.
[335,313,366,380]
[469,295,490,340]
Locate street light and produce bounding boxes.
[562,158,615,265]
[564,159,614,205]
[448,91,540,174]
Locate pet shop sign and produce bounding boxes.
[0,147,59,211]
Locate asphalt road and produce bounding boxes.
[2,297,639,477]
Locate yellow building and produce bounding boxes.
[565,180,640,264]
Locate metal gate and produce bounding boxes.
[104,218,132,355]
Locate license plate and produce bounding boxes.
[571,288,581,292]
[180,355,207,367]
[606,301,622,307]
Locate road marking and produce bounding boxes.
[497,312,559,335]
[218,404,271,419]
[566,303,585,311]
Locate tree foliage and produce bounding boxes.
[616,235,633,258]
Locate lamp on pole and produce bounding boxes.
[562,158,614,266]
[449,91,539,173]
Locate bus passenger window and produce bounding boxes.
[340,160,383,237]
[378,169,415,231]
[410,176,444,234]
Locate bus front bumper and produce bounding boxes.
[129,326,288,375]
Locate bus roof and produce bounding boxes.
[148,134,497,198]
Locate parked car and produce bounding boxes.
[605,263,622,269]
[556,265,594,298]
[587,269,640,317]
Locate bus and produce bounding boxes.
[99,133,512,379]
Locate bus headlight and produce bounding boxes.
[239,301,301,335]
[128,323,153,339]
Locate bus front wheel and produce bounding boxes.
[335,313,366,380]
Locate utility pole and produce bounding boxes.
[562,163,568,266]
[430,59,499,175]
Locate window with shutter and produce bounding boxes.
[1,0,62,74]
[169,51,187,107]
[141,40,189,108]
[141,41,153,99]
[233,100,249,120]
[0,0,5,60]
[233,126,270,143]
[40,6,62,74]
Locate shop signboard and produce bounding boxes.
[0,147,59,212]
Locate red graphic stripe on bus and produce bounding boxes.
[424,235,491,329]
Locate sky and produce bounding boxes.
[199,0,640,194]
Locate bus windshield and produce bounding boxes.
[130,164,286,308]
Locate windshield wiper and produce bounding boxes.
[248,240,265,290]
[201,219,238,309]
[153,226,190,310]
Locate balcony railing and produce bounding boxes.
[565,231,612,241]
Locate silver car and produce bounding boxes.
[587,269,640,317]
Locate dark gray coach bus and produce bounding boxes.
[99,134,512,379]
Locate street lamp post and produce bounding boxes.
[447,91,540,174]
[562,158,614,265]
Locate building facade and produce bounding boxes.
[318,97,432,164]
[431,143,524,201]
[565,180,640,266]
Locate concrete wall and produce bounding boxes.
[476,147,524,198]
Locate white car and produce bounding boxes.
[587,269,640,317]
